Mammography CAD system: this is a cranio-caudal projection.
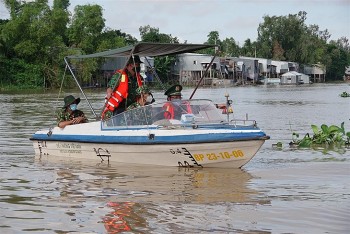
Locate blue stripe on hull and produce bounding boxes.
[30,132,267,144]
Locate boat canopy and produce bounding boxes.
[66,42,216,59]
[64,42,217,118]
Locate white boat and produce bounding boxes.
[30,43,269,168]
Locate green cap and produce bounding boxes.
[164,85,182,97]
[63,95,80,108]
[136,86,151,96]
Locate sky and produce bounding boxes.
[0,0,349,45]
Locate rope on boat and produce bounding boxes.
[47,64,69,136]
[57,64,68,104]
[144,57,166,92]
[64,57,98,118]
[189,49,220,99]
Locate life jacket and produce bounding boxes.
[163,101,192,119]
[163,102,175,119]
[102,69,143,119]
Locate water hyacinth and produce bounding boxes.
[290,122,350,153]
[340,91,350,97]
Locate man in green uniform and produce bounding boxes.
[104,55,144,119]
[57,95,88,128]
[127,86,152,110]
[125,86,153,125]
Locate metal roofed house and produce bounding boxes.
[238,57,301,82]
[257,58,277,79]
[271,60,299,75]
[240,56,277,79]
[171,54,326,87]
[280,71,310,84]
[173,53,221,86]
[303,63,326,83]
[219,57,236,80]
[230,57,259,84]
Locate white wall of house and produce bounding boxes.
[240,56,272,74]
[174,53,219,71]
[281,71,310,84]
[303,64,326,75]
[174,53,220,84]
[233,57,259,81]
[258,58,271,74]
[303,64,326,83]
[271,61,289,74]
[299,73,310,84]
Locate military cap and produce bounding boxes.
[164,85,182,97]
[136,86,151,95]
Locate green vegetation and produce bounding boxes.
[0,1,349,90]
[290,122,350,154]
[340,91,350,97]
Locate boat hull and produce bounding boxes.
[32,138,265,168]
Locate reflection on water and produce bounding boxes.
[102,201,144,233]
[0,83,349,233]
[36,156,259,204]
[1,155,265,233]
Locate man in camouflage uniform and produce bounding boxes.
[126,86,153,125]
[103,55,144,119]
[127,86,151,110]
[57,95,88,128]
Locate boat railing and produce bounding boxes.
[229,119,258,127]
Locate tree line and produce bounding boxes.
[0,0,349,90]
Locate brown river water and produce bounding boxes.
[0,83,349,233]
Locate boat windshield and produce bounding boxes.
[101,99,226,129]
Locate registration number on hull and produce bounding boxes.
[193,150,244,161]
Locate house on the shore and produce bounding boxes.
[240,57,277,78]
[271,60,299,74]
[233,57,259,84]
[258,58,277,78]
[280,71,310,84]
[166,54,326,86]
[172,53,221,86]
[303,64,326,83]
[96,48,329,87]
